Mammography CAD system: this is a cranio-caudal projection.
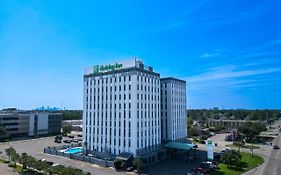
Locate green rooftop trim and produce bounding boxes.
[164,142,194,150]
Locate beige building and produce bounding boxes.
[207,119,256,129]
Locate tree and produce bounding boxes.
[187,117,193,128]
[62,125,72,136]
[221,150,241,168]
[62,110,82,120]
[19,153,29,170]
[5,147,18,166]
[133,158,143,172]
[188,127,197,137]
[11,153,19,167]
[5,147,16,161]
[238,122,266,157]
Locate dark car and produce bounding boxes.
[273,145,280,149]
[55,135,63,140]
[54,139,62,143]
[192,167,208,174]
[77,134,83,137]
[200,161,217,171]
[68,135,75,139]
[193,144,199,149]
[63,139,72,143]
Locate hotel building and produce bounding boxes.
[83,59,161,156]
[160,78,187,141]
[83,59,187,158]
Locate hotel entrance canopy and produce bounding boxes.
[164,142,195,151]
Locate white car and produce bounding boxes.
[52,163,60,167]
[221,147,230,154]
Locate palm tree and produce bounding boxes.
[19,153,29,170]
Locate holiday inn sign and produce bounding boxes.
[93,63,123,73]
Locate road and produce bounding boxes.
[243,120,281,175]
[196,122,280,175]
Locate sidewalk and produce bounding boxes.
[0,162,19,175]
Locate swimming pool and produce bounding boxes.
[64,147,82,154]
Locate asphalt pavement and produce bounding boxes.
[242,119,281,175]
[0,136,126,175]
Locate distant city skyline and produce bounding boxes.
[0,0,281,110]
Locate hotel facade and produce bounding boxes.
[83,59,187,158]
[160,78,187,141]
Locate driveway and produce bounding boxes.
[0,136,126,175]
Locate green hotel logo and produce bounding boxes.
[93,65,99,73]
[93,63,123,73]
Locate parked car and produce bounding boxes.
[126,166,134,172]
[68,135,75,139]
[54,139,62,143]
[73,139,79,143]
[192,167,208,174]
[273,145,280,149]
[52,163,60,167]
[200,161,217,171]
[55,135,63,140]
[63,139,72,143]
[77,134,83,137]
[220,147,230,154]
[78,138,83,142]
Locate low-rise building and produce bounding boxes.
[0,109,62,137]
[62,120,83,131]
[207,119,256,129]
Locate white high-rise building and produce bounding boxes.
[160,78,187,141]
[83,59,161,156]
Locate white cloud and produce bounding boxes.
[185,67,281,83]
[200,52,221,58]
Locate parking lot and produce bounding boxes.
[1,133,256,175]
[0,135,211,175]
[0,136,127,175]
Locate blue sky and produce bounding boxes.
[0,0,281,110]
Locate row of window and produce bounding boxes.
[86,72,159,86]
[160,82,185,88]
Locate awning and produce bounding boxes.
[115,152,134,161]
[164,142,194,151]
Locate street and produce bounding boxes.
[243,120,281,175]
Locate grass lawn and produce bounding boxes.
[0,158,6,163]
[225,144,260,149]
[8,163,23,173]
[210,152,264,175]
[15,164,23,173]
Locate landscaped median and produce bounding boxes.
[210,152,264,175]
[0,158,23,173]
[225,144,260,149]
[1,146,91,175]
